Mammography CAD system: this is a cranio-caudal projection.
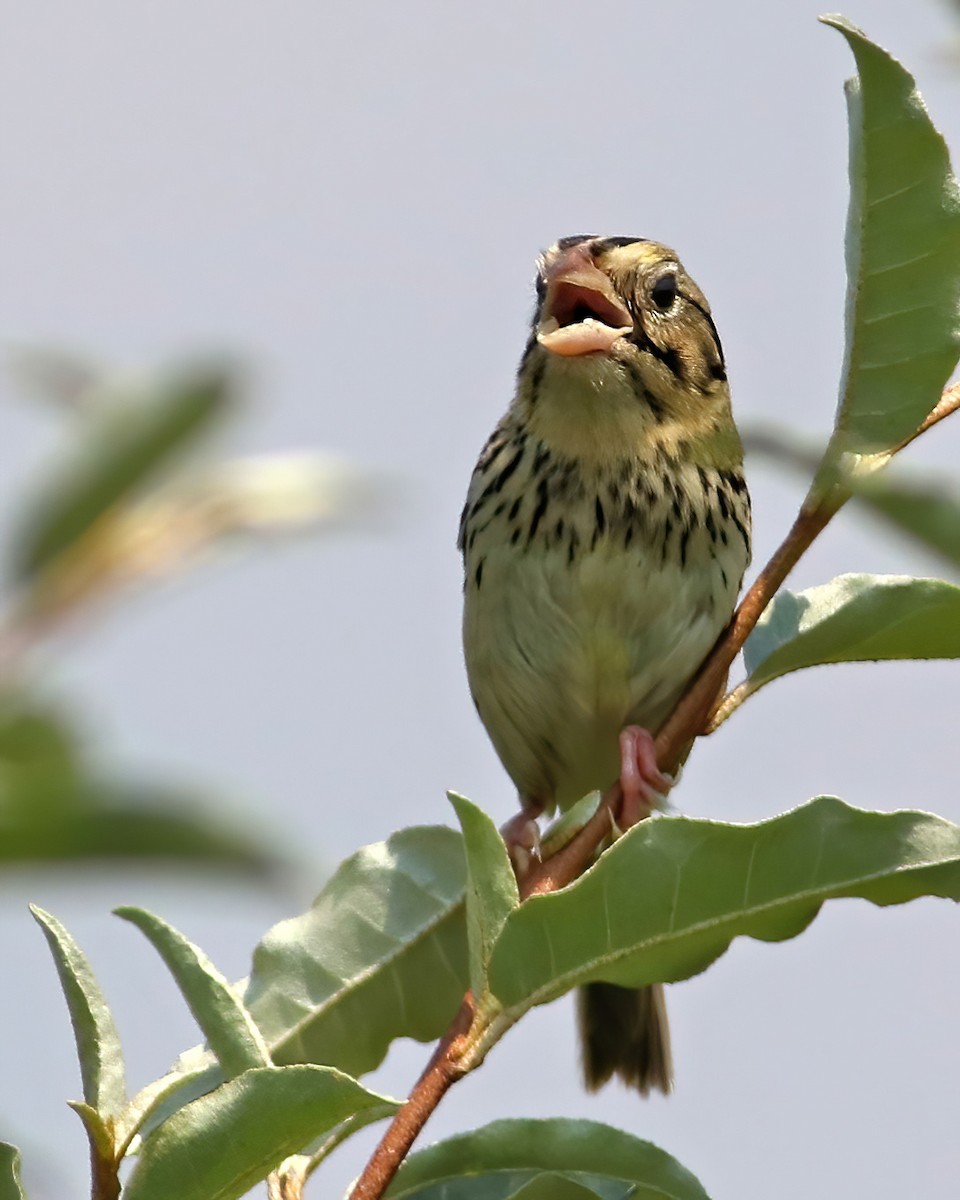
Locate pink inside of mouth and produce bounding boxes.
[536,279,632,357]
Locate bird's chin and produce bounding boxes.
[537,317,632,358]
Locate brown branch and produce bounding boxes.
[348,997,477,1200]
[348,379,959,1200]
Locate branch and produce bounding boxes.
[348,997,476,1200]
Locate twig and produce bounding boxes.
[348,998,476,1200]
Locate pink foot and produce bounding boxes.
[618,726,674,829]
[500,800,544,877]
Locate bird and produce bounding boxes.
[458,234,751,1094]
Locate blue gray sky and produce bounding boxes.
[1,3,958,1197]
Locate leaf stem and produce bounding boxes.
[894,380,960,452]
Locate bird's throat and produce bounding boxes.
[521,357,659,469]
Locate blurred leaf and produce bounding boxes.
[9,346,105,414]
[30,906,126,1119]
[742,574,960,696]
[240,826,468,1078]
[387,1118,709,1200]
[0,693,283,876]
[2,780,284,875]
[26,452,388,609]
[0,1144,26,1200]
[448,793,518,998]
[122,1066,396,1200]
[115,908,270,1076]
[852,474,960,569]
[11,369,232,583]
[747,425,960,570]
[487,799,960,1013]
[817,18,960,464]
[0,696,79,803]
[185,452,385,537]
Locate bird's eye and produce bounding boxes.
[650,274,678,311]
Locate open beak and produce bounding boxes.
[536,243,633,357]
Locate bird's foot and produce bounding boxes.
[618,726,674,829]
[500,802,543,877]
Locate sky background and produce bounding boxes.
[1,2,958,1197]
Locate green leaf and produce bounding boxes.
[30,906,126,1118]
[122,1066,396,1200]
[11,369,232,582]
[386,1118,710,1200]
[448,793,518,998]
[300,1099,399,1164]
[742,574,960,697]
[241,825,468,1077]
[486,799,960,1013]
[115,1066,215,1155]
[0,1144,26,1200]
[115,908,270,1076]
[818,17,960,459]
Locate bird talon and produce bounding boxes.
[500,805,543,878]
[618,725,675,829]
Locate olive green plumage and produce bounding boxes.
[460,235,751,1094]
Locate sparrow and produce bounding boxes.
[458,235,751,1094]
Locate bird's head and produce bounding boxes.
[516,236,738,467]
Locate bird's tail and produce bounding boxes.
[576,981,673,1095]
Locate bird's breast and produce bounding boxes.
[461,435,750,809]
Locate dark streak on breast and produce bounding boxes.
[528,476,549,543]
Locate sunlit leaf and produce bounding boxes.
[115,1066,215,1156]
[122,1066,395,1200]
[387,1118,709,1200]
[30,907,126,1119]
[487,800,960,1015]
[115,908,270,1076]
[742,574,960,695]
[818,18,960,461]
[240,826,467,1078]
[448,793,518,997]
